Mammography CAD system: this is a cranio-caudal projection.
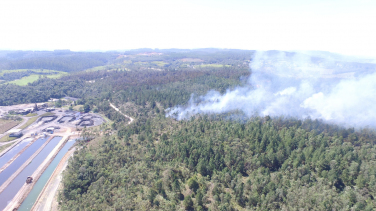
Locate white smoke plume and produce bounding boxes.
[166,51,376,128]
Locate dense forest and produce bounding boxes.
[1,49,375,210]
[60,115,376,210]
[0,50,117,72]
[0,49,251,106]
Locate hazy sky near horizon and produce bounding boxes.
[0,0,375,57]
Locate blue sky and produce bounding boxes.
[0,0,375,57]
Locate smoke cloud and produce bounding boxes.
[166,51,376,128]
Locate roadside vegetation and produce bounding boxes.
[0,136,17,143]
[0,142,13,154]
[18,112,55,130]
[18,116,39,130]
[25,113,37,117]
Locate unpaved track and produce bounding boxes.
[109,102,134,124]
[4,130,73,211]
[31,146,76,211]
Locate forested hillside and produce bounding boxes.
[1,49,375,210]
[60,115,376,210]
[59,51,376,210]
[0,49,251,106]
[0,50,117,72]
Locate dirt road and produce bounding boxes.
[109,102,134,124]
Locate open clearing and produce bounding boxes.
[73,105,83,111]
[85,65,108,72]
[0,69,60,76]
[0,136,17,143]
[179,58,204,62]
[85,64,130,72]
[0,119,20,134]
[197,64,231,68]
[10,73,67,86]
[152,61,168,67]
[25,113,37,117]
[19,116,39,130]
[0,69,68,86]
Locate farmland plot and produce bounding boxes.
[0,119,19,134]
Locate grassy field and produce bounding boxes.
[18,112,55,130]
[25,113,37,117]
[99,113,112,124]
[73,105,83,111]
[135,62,148,66]
[0,69,58,76]
[152,61,168,67]
[85,65,108,72]
[197,64,231,68]
[0,119,20,134]
[9,73,68,86]
[0,142,14,154]
[18,116,39,130]
[85,65,130,72]
[0,136,17,143]
[0,69,68,86]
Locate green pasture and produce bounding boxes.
[9,73,68,86]
[152,61,168,67]
[85,65,108,72]
[85,65,129,72]
[25,113,37,117]
[0,69,68,86]
[0,136,17,143]
[73,105,84,111]
[0,69,61,76]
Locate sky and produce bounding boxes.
[0,0,375,57]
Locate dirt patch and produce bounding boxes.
[0,119,20,134]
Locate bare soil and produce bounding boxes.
[0,120,20,134]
